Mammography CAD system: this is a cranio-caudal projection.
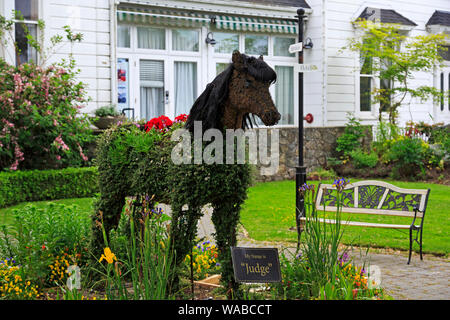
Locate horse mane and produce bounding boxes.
[185,53,276,132]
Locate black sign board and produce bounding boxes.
[231,247,282,283]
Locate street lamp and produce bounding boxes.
[295,8,308,250]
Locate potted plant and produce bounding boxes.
[92,105,126,129]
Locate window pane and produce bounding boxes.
[273,37,295,57]
[140,60,165,120]
[245,35,268,56]
[275,66,294,125]
[15,23,37,65]
[137,27,165,50]
[214,32,239,54]
[438,46,450,61]
[360,76,371,112]
[15,0,38,20]
[440,72,444,111]
[175,62,197,115]
[117,25,130,48]
[172,29,199,52]
[216,63,229,75]
[380,78,391,112]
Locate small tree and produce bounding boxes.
[343,19,449,125]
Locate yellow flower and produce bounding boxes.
[99,247,117,264]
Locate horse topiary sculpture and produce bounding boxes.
[91,50,281,297]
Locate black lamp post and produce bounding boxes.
[295,8,306,250]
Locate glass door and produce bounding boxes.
[139,59,165,120]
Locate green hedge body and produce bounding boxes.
[0,167,99,207]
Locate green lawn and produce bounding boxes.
[0,197,95,227]
[1,179,448,256]
[240,179,449,256]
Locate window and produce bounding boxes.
[216,63,229,75]
[137,26,165,50]
[172,29,199,52]
[440,72,444,111]
[14,0,39,65]
[359,52,373,112]
[245,35,268,56]
[214,32,239,54]
[438,45,450,61]
[117,25,131,48]
[273,37,295,57]
[174,62,197,115]
[140,60,165,120]
[275,66,294,124]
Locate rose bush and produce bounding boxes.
[0,58,93,170]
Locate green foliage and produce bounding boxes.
[387,136,430,177]
[343,19,449,124]
[0,15,93,171]
[94,198,175,300]
[94,105,121,117]
[0,203,90,287]
[429,126,450,157]
[336,115,366,157]
[349,149,378,169]
[0,167,99,208]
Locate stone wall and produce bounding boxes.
[252,126,372,182]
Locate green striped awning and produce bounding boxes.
[213,15,298,34]
[117,6,298,34]
[117,6,211,28]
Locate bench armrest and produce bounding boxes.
[411,205,423,228]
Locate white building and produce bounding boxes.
[1,0,449,129]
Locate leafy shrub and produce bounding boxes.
[387,136,429,177]
[336,115,366,157]
[0,203,90,287]
[0,58,94,170]
[94,105,120,117]
[349,149,378,169]
[0,167,98,208]
[0,15,93,171]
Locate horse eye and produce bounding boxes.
[245,80,252,87]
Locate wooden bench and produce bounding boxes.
[299,180,431,264]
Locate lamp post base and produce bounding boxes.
[295,165,307,249]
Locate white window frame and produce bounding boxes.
[211,31,298,128]
[2,0,42,66]
[117,24,203,121]
[117,22,298,126]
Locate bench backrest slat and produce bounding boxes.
[315,180,430,218]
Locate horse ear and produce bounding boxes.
[232,50,243,65]
[258,55,264,61]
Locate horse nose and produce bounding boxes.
[269,110,281,123]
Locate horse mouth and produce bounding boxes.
[260,110,281,126]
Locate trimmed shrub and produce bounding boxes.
[349,149,378,169]
[0,167,98,208]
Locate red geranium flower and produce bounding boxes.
[145,115,173,132]
[174,114,188,123]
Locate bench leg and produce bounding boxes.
[408,228,413,265]
[419,228,423,261]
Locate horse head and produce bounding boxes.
[185,50,280,132]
